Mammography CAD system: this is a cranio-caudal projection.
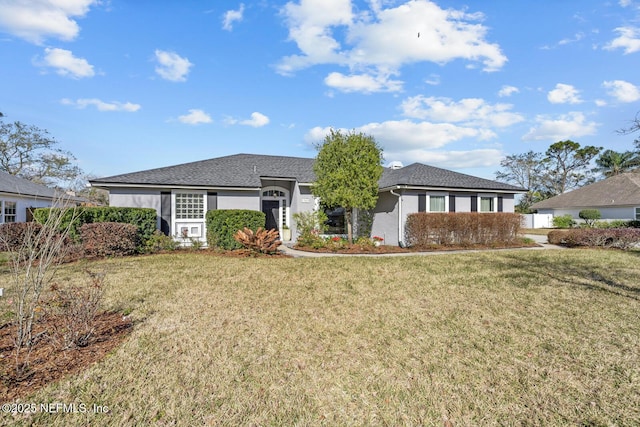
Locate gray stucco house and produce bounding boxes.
[531,172,640,222]
[0,170,62,223]
[90,153,526,246]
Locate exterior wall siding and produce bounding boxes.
[0,195,52,223]
[217,190,260,210]
[371,191,400,246]
[537,206,636,221]
[290,184,315,239]
[109,188,162,229]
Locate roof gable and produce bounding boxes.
[531,172,640,209]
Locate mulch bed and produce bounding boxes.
[0,312,133,402]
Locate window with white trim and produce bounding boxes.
[429,195,446,212]
[636,207,640,220]
[3,201,17,223]
[480,196,495,212]
[175,193,204,219]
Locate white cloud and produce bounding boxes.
[547,83,582,104]
[384,148,505,169]
[154,50,193,82]
[61,98,141,112]
[178,109,213,125]
[603,80,640,102]
[523,112,599,141]
[37,47,94,78]
[305,120,492,151]
[0,0,98,44]
[324,71,403,93]
[277,0,506,93]
[605,26,640,54]
[498,85,519,97]
[222,4,245,31]
[226,112,270,127]
[400,96,524,128]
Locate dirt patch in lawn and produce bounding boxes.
[0,312,133,402]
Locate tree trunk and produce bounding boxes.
[345,208,353,244]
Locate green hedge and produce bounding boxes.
[206,209,266,250]
[33,207,157,244]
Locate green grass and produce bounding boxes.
[2,249,639,426]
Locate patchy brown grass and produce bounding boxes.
[0,250,639,426]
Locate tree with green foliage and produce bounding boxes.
[0,120,82,187]
[540,140,601,196]
[579,209,601,228]
[593,149,640,177]
[312,129,383,244]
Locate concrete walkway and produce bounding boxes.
[278,234,564,258]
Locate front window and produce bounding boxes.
[429,195,446,212]
[4,201,16,223]
[480,196,495,212]
[636,207,640,220]
[324,206,346,234]
[175,193,204,219]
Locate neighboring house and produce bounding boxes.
[0,170,61,223]
[531,172,640,222]
[90,153,526,246]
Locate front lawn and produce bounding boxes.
[1,249,639,426]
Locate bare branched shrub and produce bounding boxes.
[0,195,77,376]
[405,213,523,248]
[48,270,105,349]
[233,227,281,254]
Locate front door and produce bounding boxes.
[262,200,279,231]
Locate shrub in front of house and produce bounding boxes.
[0,222,44,251]
[578,209,601,228]
[33,207,157,246]
[404,212,522,248]
[548,228,640,250]
[206,209,266,250]
[552,214,576,229]
[80,222,139,257]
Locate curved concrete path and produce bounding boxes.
[279,234,564,258]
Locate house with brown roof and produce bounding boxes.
[531,172,640,222]
[90,153,526,246]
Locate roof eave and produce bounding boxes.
[89,182,261,191]
[378,184,527,194]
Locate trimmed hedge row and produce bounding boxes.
[405,212,522,247]
[206,209,266,250]
[80,223,139,257]
[548,228,640,250]
[33,207,157,244]
[0,222,43,251]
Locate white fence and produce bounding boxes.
[521,214,554,229]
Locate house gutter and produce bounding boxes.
[389,187,404,247]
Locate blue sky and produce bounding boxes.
[1,0,639,181]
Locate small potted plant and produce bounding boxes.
[373,236,384,246]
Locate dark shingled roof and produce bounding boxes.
[379,163,526,192]
[91,153,525,192]
[531,172,640,209]
[91,154,317,187]
[0,170,57,198]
